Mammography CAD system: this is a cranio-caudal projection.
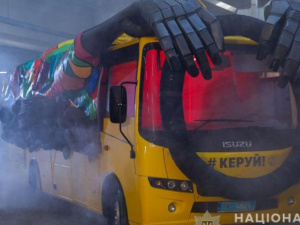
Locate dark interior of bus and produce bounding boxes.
[139,43,296,151]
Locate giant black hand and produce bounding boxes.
[257,0,300,88]
[81,0,224,79]
[137,0,224,78]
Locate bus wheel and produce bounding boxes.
[28,159,41,191]
[104,176,128,225]
[109,190,128,225]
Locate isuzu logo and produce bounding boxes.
[222,141,252,148]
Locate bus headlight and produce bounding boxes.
[167,180,176,189]
[148,177,193,193]
[180,181,189,191]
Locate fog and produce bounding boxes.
[0,0,281,224]
[0,0,136,73]
[0,1,136,224]
[0,0,264,73]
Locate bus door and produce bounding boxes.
[98,47,138,202]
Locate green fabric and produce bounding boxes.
[68,44,90,67]
[24,60,34,70]
[45,43,72,63]
[7,40,97,121]
[62,53,79,78]
[67,90,97,120]
[49,52,64,80]
[21,76,31,99]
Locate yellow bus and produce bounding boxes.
[5,16,300,225]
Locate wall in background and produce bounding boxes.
[0,0,135,72]
[0,0,266,73]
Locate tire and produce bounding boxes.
[28,159,41,191]
[104,176,128,225]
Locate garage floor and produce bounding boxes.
[0,141,107,225]
[0,187,107,225]
[0,206,106,225]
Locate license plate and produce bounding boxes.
[217,201,256,212]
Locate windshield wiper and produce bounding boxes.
[193,118,254,131]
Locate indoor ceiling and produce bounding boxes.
[0,0,269,74]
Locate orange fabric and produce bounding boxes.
[68,58,92,78]
[59,70,85,91]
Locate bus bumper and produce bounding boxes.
[134,176,193,225]
[133,176,300,225]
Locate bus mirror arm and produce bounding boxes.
[118,81,137,159]
[119,123,135,159]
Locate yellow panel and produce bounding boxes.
[135,137,167,177]
[86,156,100,179]
[111,33,139,49]
[86,178,101,210]
[53,151,72,200]
[224,36,258,45]
[100,117,141,222]
[136,176,193,225]
[54,150,71,166]
[102,118,135,143]
[196,147,292,178]
[129,222,140,225]
[85,157,101,211]
[163,148,189,180]
[39,160,53,194]
[8,144,26,169]
[71,152,87,205]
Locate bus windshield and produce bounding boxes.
[140,45,294,141]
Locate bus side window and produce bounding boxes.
[109,61,138,118]
[98,61,137,130]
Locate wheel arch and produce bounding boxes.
[28,157,42,190]
[101,173,128,218]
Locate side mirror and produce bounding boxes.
[109,86,127,123]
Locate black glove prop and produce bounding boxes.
[139,0,223,79]
[81,0,223,79]
[257,0,300,88]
